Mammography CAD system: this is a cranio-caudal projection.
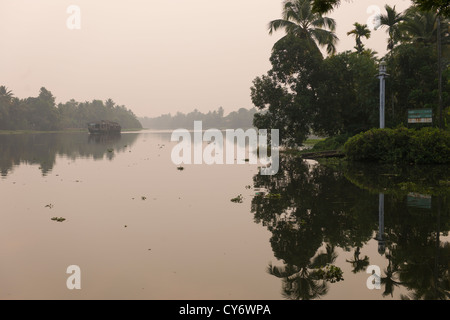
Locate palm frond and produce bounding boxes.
[311,16,336,32]
[268,19,298,35]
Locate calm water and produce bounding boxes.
[0,131,448,300]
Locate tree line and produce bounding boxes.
[139,107,257,129]
[0,86,142,131]
[251,0,450,146]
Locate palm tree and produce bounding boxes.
[0,86,14,129]
[347,22,372,54]
[377,5,407,52]
[400,7,449,45]
[0,86,13,102]
[268,0,338,55]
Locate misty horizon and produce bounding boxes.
[1,0,411,118]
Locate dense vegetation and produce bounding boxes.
[310,0,450,17]
[139,107,256,129]
[0,86,142,131]
[251,0,450,147]
[344,127,450,164]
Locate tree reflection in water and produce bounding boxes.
[251,155,450,300]
[0,132,139,177]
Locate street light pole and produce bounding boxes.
[437,14,443,129]
[378,60,388,129]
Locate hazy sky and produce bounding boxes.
[1,0,411,118]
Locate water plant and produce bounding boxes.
[231,194,244,203]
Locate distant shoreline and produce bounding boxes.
[0,128,144,135]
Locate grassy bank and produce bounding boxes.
[282,135,348,157]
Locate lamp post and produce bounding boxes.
[378,60,388,129]
[437,14,443,129]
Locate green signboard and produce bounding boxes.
[408,109,432,123]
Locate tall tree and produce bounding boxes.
[0,86,13,129]
[251,36,323,146]
[400,6,450,47]
[377,5,407,52]
[268,0,338,55]
[347,22,371,54]
[313,51,378,136]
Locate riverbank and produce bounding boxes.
[0,129,86,135]
[0,128,143,135]
[284,128,450,164]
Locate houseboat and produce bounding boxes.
[87,120,121,134]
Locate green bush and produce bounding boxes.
[310,134,351,152]
[344,127,450,164]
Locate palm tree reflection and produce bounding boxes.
[346,247,370,274]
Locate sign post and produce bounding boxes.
[407,109,433,124]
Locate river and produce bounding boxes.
[0,130,448,299]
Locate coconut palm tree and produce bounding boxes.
[268,0,338,55]
[0,86,13,102]
[377,5,407,52]
[347,22,372,54]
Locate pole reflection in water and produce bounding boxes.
[376,193,386,255]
